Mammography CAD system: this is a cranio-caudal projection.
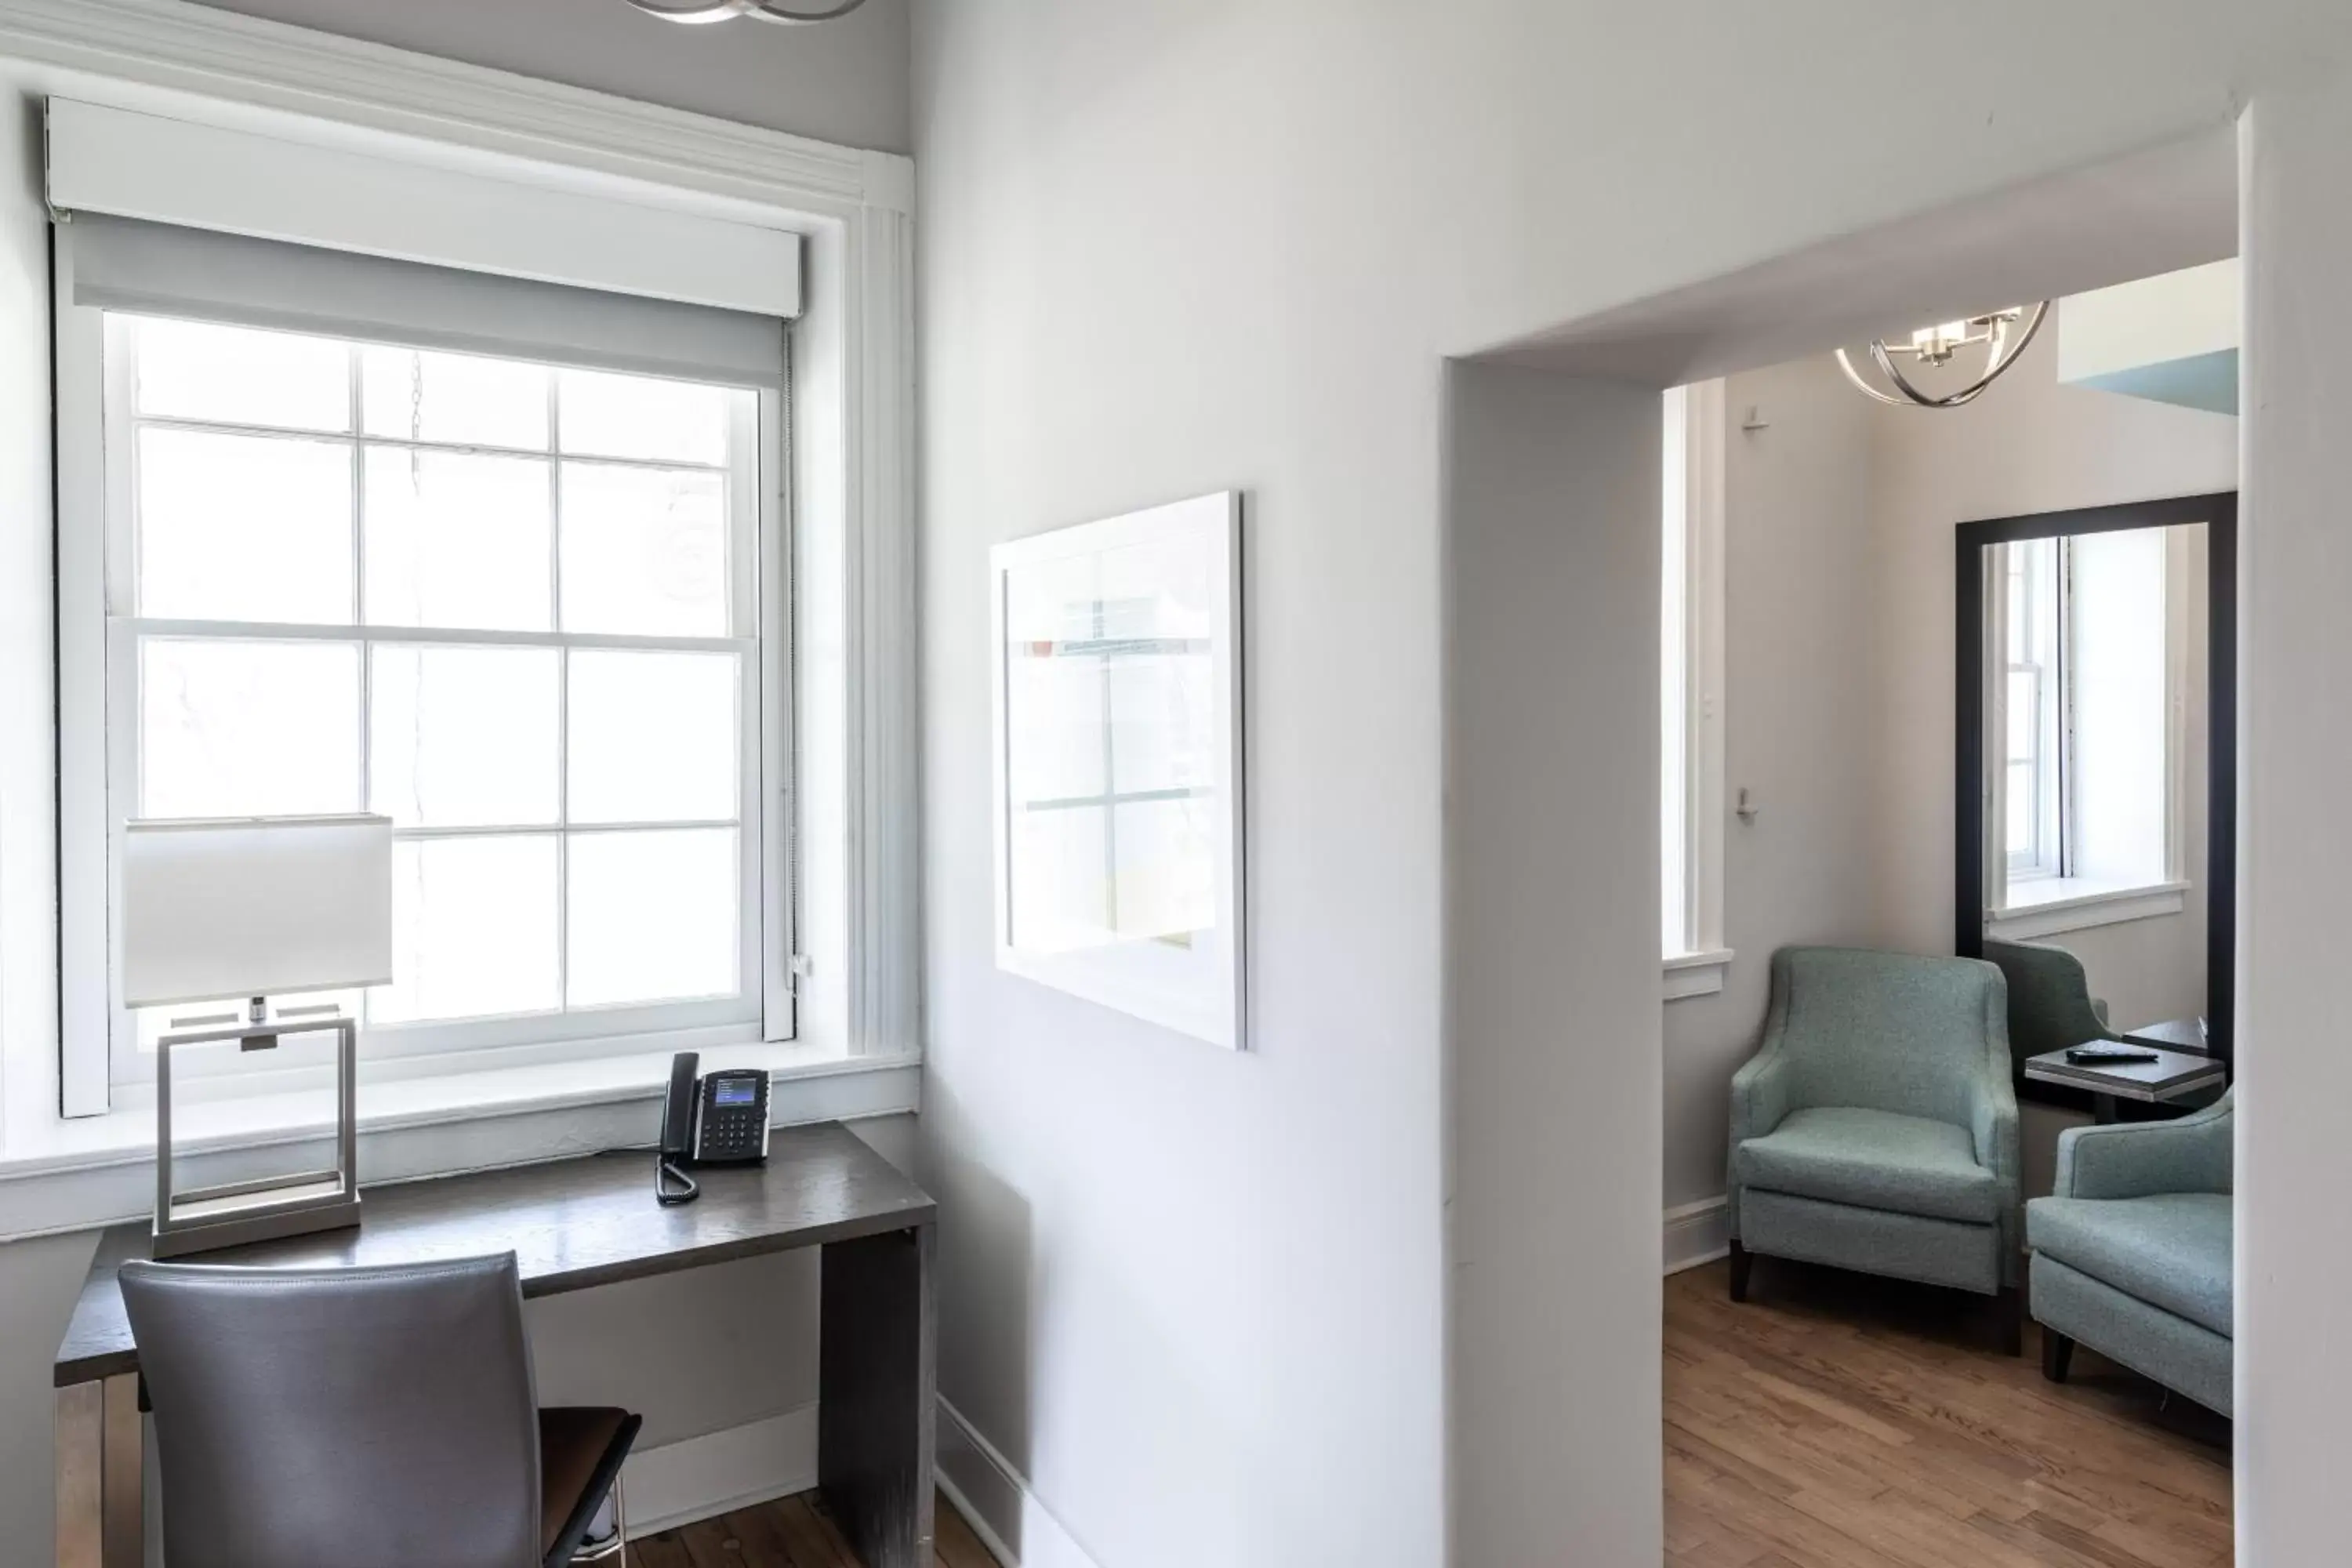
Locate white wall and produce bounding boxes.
[910,5,2352,1565]
[1445,363,1663,1566]
[188,0,912,153]
[1868,328,2234,972]
[2238,70,2352,1565]
[1663,332,2233,1215]
[1663,357,1884,1213]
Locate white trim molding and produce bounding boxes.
[1664,1196,1731,1275]
[0,0,899,216]
[0,0,920,1149]
[623,1403,819,1541]
[1663,948,1733,1001]
[1987,880,2190,940]
[1662,380,1728,971]
[0,1050,920,1242]
[937,1397,1105,1568]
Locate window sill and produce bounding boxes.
[0,1041,920,1243]
[1987,880,2190,940]
[1664,949,1734,1001]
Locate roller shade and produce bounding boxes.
[46,97,801,321]
[61,214,786,390]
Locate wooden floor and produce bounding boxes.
[1667,1257,2232,1567]
[633,1489,999,1568]
[635,1260,2230,1568]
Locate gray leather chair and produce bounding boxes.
[118,1252,639,1568]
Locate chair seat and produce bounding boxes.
[1734,1106,1999,1224]
[2027,1192,2232,1338]
[539,1407,640,1566]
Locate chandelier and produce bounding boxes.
[1834,303,2049,408]
[623,0,870,21]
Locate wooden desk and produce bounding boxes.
[53,1121,935,1568]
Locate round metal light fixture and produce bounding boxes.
[624,0,871,23]
[1835,303,2051,409]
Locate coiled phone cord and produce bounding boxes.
[655,1156,699,1206]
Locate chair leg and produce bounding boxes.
[1998,1287,2024,1357]
[1728,1239,1752,1304]
[2042,1327,2075,1384]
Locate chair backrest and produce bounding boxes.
[1769,946,2008,1127]
[118,1251,541,1568]
[1984,938,2112,1073]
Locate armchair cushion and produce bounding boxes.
[1733,1106,2001,1224]
[2027,1192,2231,1338]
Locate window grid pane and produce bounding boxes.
[114,316,752,1038]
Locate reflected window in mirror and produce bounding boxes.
[1986,524,2196,919]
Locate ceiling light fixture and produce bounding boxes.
[1835,303,2050,408]
[623,0,870,23]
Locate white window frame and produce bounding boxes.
[1984,528,2194,940]
[57,299,792,1106]
[0,18,920,1155]
[1663,382,1730,1000]
[1996,536,2067,885]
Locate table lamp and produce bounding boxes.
[121,815,394,1258]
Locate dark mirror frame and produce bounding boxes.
[1955,492,2237,1066]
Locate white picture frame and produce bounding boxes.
[989,492,1246,1050]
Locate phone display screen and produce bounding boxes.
[713,1079,759,1106]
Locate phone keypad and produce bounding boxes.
[698,1086,768,1163]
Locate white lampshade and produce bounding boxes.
[121,815,394,1009]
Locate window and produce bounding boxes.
[57,220,793,1103]
[2003,537,2064,882]
[1662,383,1730,998]
[1990,526,2190,926]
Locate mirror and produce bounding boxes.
[1955,495,2236,1100]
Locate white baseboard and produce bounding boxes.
[1664,1196,1730,1276]
[622,1403,818,1539]
[936,1397,1102,1568]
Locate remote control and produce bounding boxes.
[2067,1046,2160,1065]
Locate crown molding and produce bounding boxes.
[0,0,911,217]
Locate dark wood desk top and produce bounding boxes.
[2024,1044,2227,1102]
[56,1120,932,1387]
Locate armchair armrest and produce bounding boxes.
[1730,1048,1791,1145]
[1969,1061,2021,1196]
[1729,969,1796,1147]
[2053,1089,2234,1200]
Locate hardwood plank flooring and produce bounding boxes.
[1668,1258,2231,1568]
[633,1488,999,1568]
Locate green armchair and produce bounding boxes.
[1984,937,2117,1081]
[1728,947,2023,1350]
[2027,1088,2233,1414]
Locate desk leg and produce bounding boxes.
[102,1375,142,1568]
[818,1225,935,1568]
[2092,1093,2121,1125]
[56,1384,100,1568]
[55,1377,140,1568]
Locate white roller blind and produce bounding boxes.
[45,96,802,321]
[62,215,786,390]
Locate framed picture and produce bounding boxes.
[989,492,1246,1050]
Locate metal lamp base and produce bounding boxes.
[153,1009,361,1260]
[152,1187,361,1259]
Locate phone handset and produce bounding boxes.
[656,1051,700,1206]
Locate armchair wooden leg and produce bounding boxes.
[1728,1240,1752,1304]
[1998,1287,2024,1357]
[2042,1327,2075,1384]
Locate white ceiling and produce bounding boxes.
[1480,126,2237,387]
